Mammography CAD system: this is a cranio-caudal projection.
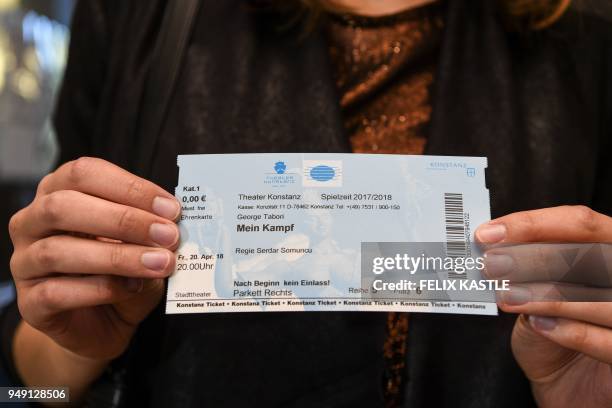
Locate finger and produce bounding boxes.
[497,282,612,304]
[13,235,175,280]
[475,206,612,244]
[22,190,179,248]
[484,243,612,287]
[510,314,577,381]
[498,299,612,328]
[527,315,612,364]
[112,279,165,326]
[40,157,180,220]
[21,275,147,319]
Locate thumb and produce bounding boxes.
[511,314,577,382]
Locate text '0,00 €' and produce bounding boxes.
[181,194,207,204]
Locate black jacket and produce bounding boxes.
[5,0,612,407]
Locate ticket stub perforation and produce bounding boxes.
[166,153,497,315]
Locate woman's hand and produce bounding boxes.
[9,157,181,362]
[475,206,612,408]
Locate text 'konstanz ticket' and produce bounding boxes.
[166,154,498,315]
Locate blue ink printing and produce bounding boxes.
[310,165,335,182]
[274,161,287,174]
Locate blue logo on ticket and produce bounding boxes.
[166,154,497,315]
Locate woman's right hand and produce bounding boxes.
[8,157,181,362]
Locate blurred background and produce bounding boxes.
[0,0,75,388]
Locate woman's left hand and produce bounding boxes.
[475,206,612,408]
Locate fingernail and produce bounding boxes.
[476,223,506,243]
[500,285,531,306]
[150,223,179,247]
[141,251,170,271]
[126,278,143,293]
[152,196,180,220]
[529,315,558,331]
[484,253,514,278]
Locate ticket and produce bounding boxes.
[166,153,497,315]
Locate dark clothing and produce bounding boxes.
[3,0,612,407]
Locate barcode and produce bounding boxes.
[444,193,467,279]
